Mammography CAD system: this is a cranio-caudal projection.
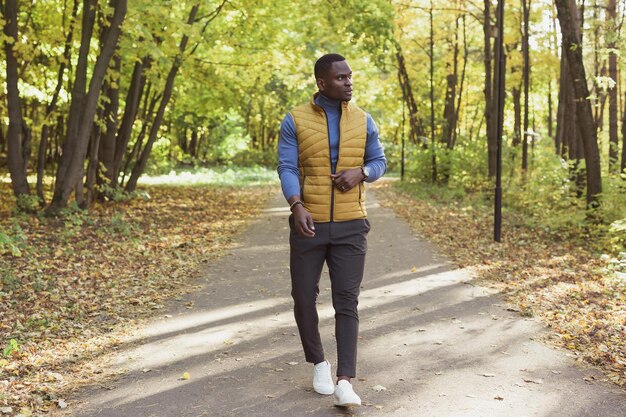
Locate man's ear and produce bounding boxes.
[316,78,325,91]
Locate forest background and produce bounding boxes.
[0,0,625,414]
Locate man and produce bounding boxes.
[277,53,386,407]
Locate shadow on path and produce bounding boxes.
[61,191,626,417]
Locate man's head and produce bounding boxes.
[314,53,353,102]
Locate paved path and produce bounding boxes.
[65,190,626,417]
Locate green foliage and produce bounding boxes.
[2,339,19,358]
[105,211,138,237]
[0,224,27,257]
[98,184,148,203]
[604,219,626,255]
[14,194,41,214]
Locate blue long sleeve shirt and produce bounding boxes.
[277,93,387,201]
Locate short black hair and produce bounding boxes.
[314,53,346,79]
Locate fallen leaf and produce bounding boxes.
[372,385,387,392]
[180,372,190,380]
[494,395,504,401]
[482,373,496,377]
[523,378,543,384]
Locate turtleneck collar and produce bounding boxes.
[314,92,342,111]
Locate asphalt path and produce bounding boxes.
[63,190,626,417]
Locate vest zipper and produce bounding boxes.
[321,108,335,222]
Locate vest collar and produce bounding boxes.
[311,92,350,113]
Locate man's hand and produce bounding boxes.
[331,168,365,193]
[292,204,315,237]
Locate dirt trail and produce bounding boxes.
[63,190,626,417]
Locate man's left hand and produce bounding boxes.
[331,168,365,193]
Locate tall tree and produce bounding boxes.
[607,0,619,173]
[2,0,31,200]
[483,0,496,177]
[36,0,80,206]
[521,0,531,172]
[396,45,425,144]
[49,0,128,211]
[555,0,603,206]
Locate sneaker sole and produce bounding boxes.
[314,386,335,395]
[334,402,361,408]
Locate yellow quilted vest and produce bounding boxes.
[290,94,367,223]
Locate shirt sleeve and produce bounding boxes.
[277,113,301,201]
[363,114,387,182]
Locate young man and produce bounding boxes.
[277,53,386,407]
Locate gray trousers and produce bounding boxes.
[289,216,370,378]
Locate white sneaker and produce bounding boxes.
[333,380,361,407]
[313,361,334,395]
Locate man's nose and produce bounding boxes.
[346,77,352,86]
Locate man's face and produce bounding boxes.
[317,60,353,101]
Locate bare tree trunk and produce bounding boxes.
[483,0,496,177]
[521,0,531,172]
[555,0,603,206]
[428,0,437,182]
[49,0,127,212]
[442,11,460,150]
[512,86,522,146]
[608,0,619,173]
[621,90,626,173]
[396,47,425,144]
[453,13,468,149]
[111,57,148,187]
[2,0,31,199]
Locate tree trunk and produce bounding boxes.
[396,47,425,144]
[428,0,437,182]
[521,0,531,172]
[98,55,121,194]
[49,0,127,212]
[512,86,522,146]
[112,62,148,187]
[125,4,200,192]
[2,0,31,199]
[483,0,496,177]
[555,0,603,206]
[621,90,626,174]
[607,0,619,173]
[452,13,468,149]
[189,129,198,157]
[442,12,460,150]
[36,0,79,206]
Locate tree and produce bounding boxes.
[554,0,602,206]
[607,0,619,173]
[2,0,31,201]
[48,0,128,212]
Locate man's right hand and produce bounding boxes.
[293,204,315,237]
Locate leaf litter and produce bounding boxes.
[0,184,276,414]
[375,183,625,389]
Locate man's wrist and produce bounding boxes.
[290,200,304,212]
[361,165,370,181]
